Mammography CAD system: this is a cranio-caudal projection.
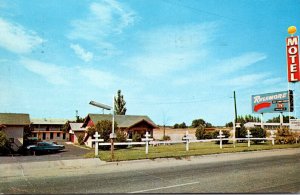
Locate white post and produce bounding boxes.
[246,130,252,147]
[217,130,225,149]
[142,132,153,155]
[183,130,189,151]
[270,130,276,146]
[91,132,103,156]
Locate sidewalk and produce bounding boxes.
[1,148,299,180]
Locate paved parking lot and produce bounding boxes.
[0,142,92,164]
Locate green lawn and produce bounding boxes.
[84,142,300,162]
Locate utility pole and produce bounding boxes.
[234,91,238,123]
[233,91,238,138]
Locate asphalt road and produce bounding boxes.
[0,142,91,164]
[1,151,299,194]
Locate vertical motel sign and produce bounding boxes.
[286,36,300,82]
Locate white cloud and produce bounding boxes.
[20,58,68,85]
[68,0,136,41]
[214,52,267,74]
[70,44,93,62]
[219,73,270,88]
[172,52,268,86]
[124,23,216,77]
[0,18,44,54]
[79,68,118,89]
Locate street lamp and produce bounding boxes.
[89,98,116,161]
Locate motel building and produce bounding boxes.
[0,113,30,151]
[244,122,300,134]
[82,114,157,147]
[67,122,86,144]
[31,118,70,141]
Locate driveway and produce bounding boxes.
[0,142,92,164]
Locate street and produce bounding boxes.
[0,149,299,194]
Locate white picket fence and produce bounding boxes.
[92,130,276,156]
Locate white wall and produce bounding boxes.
[3,126,24,151]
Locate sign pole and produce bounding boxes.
[260,113,264,129]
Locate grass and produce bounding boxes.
[83,142,300,162]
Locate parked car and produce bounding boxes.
[27,142,65,153]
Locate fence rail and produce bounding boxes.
[92,130,276,156]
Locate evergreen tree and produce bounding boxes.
[114,90,127,115]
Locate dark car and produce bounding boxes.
[27,142,65,154]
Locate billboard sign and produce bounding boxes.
[286,36,300,82]
[290,119,300,130]
[252,91,290,113]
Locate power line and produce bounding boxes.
[161,0,249,26]
[127,96,231,105]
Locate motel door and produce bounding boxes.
[70,134,74,142]
[42,133,46,140]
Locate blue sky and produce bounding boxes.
[0,0,299,126]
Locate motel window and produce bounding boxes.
[57,133,60,137]
[8,138,14,143]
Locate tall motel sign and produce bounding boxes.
[250,26,299,130]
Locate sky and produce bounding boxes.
[0,0,300,126]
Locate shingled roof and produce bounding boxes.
[83,114,157,128]
[0,113,30,126]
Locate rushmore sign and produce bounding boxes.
[252,91,292,114]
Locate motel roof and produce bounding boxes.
[31,118,70,125]
[0,113,30,126]
[82,114,157,128]
[69,123,86,131]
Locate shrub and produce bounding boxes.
[0,131,11,155]
[195,125,205,140]
[132,133,141,142]
[162,135,171,141]
[212,130,230,144]
[275,127,297,144]
[249,127,266,144]
[204,131,214,139]
[115,130,127,149]
[77,133,85,145]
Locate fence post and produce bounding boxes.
[91,132,104,156]
[182,130,189,151]
[217,130,225,149]
[142,132,153,155]
[246,130,252,147]
[270,130,276,146]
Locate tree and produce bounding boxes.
[195,125,206,140]
[114,90,127,115]
[0,131,10,154]
[267,115,295,123]
[249,127,266,144]
[173,123,179,129]
[178,122,187,128]
[86,120,119,150]
[225,122,233,127]
[191,119,206,128]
